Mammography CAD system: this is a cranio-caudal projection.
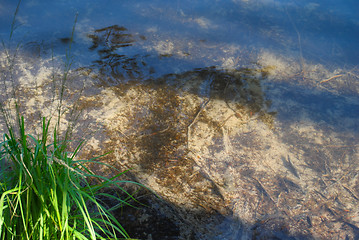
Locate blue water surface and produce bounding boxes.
[1,0,358,70]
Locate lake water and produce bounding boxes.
[1,0,359,239]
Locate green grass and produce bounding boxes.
[0,2,142,239]
[0,116,138,239]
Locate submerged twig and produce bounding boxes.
[319,74,343,84]
[254,177,276,205]
[138,125,170,139]
[341,184,359,201]
[187,98,210,149]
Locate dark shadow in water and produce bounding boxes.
[100,185,316,240]
[274,83,359,126]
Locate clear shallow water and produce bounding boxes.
[1,0,359,69]
[1,0,359,239]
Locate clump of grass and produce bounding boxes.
[0,116,136,239]
[0,2,141,239]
